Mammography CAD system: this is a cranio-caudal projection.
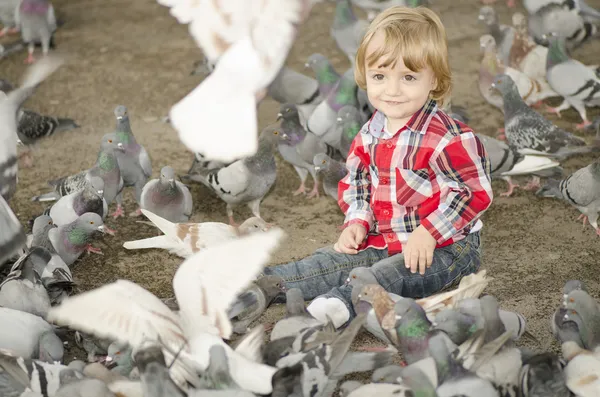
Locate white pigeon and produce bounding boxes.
[47,228,286,394]
[156,0,316,162]
[122,208,272,258]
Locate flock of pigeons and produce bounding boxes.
[0,0,600,396]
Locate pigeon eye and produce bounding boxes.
[108,139,112,143]
[273,131,279,135]
[90,221,94,224]
[569,298,574,303]
[286,109,290,112]
[571,310,577,315]
[322,160,326,165]
[48,221,52,225]
[352,275,356,279]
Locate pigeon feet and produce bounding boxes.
[506,0,516,7]
[7,27,19,35]
[103,226,117,236]
[500,182,519,197]
[18,151,34,168]
[128,208,143,217]
[545,105,563,118]
[24,53,35,64]
[578,214,588,228]
[576,120,592,130]
[307,184,320,199]
[228,215,240,228]
[110,205,124,219]
[523,176,541,191]
[293,183,306,196]
[85,244,103,255]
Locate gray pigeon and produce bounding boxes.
[476,133,562,197]
[0,0,20,36]
[111,105,152,217]
[74,332,112,363]
[30,214,57,253]
[524,0,600,20]
[551,280,586,347]
[48,212,106,265]
[0,351,72,397]
[231,275,286,334]
[196,345,239,390]
[16,108,79,167]
[388,298,433,365]
[105,342,135,377]
[140,166,193,223]
[330,0,369,65]
[563,288,600,349]
[536,159,600,235]
[307,69,360,142]
[191,125,284,225]
[32,133,124,208]
[17,0,57,63]
[134,345,185,397]
[518,352,571,397]
[0,249,51,317]
[313,153,347,201]
[529,3,597,50]
[54,378,116,397]
[372,365,404,384]
[336,105,365,158]
[305,53,341,99]
[431,309,480,346]
[339,380,363,397]
[0,307,63,362]
[491,74,595,160]
[24,246,74,305]
[49,175,109,226]
[478,6,515,65]
[0,56,63,264]
[277,103,338,198]
[545,34,600,129]
[270,288,322,341]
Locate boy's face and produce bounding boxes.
[365,31,437,132]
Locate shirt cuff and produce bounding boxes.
[343,210,374,233]
[421,209,457,244]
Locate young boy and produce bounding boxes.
[262,6,493,328]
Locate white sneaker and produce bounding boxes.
[307,297,350,329]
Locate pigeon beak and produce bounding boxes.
[17,139,24,146]
[169,179,176,188]
[117,143,125,151]
[336,117,342,122]
[344,278,350,286]
[97,225,106,234]
[276,113,283,121]
[431,321,438,327]
[304,62,310,68]
[97,189,104,195]
[116,116,123,120]
[314,166,322,172]
[478,14,485,21]
[281,133,290,141]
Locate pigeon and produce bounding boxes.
[563,288,600,349]
[277,103,338,198]
[528,3,597,50]
[545,34,600,129]
[536,159,600,235]
[561,341,600,397]
[16,108,79,167]
[140,166,193,223]
[48,212,107,264]
[49,175,109,226]
[508,12,550,81]
[430,309,480,346]
[105,342,135,377]
[478,6,515,66]
[267,66,322,127]
[524,0,600,19]
[0,307,63,362]
[476,132,562,197]
[355,284,402,346]
[48,228,287,394]
[54,378,116,397]
[313,153,348,200]
[518,352,571,397]
[330,0,369,65]
[491,74,595,161]
[0,55,63,265]
[386,298,433,365]
[123,209,272,258]
[16,0,57,64]
[111,105,152,217]
[157,0,315,163]
[29,214,57,253]
[32,133,124,207]
[134,345,185,397]
[190,125,284,225]
[305,53,340,101]
[231,276,286,334]
[269,288,324,342]
[22,245,75,306]
[307,68,360,139]
[479,34,558,111]
[74,331,112,363]
[0,0,20,36]
[551,280,587,347]
[0,249,51,317]
[336,105,365,158]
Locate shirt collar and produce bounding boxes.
[364,98,438,138]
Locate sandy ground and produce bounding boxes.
[3,0,600,368]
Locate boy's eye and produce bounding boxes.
[404,75,416,82]
[373,74,384,81]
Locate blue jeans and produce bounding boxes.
[262,232,482,320]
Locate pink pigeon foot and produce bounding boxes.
[128,208,143,217]
[500,182,519,197]
[531,100,544,109]
[523,176,541,191]
[293,183,307,196]
[7,27,19,35]
[85,244,103,255]
[103,226,116,236]
[578,213,588,228]
[596,228,600,236]
[545,105,563,118]
[576,120,592,130]
[24,53,35,64]
[110,205,124,219]
[228,215,239,228]
[18,151,34,168]
[497,134,507,141]
[307,184,320,199]
[506,0,516,7]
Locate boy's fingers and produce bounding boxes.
[426,250,434,268]
[410,251,419,273]
[419,250,427,274]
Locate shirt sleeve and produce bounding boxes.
[338,135,374,232]
[421,132,493,243]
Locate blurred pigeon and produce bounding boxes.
[339,380,363,397]
[111,105,152,217]
[186,152,229,176]
[32,133,124,207]
[134,345,185,397]
[190,125,284,225]
[336,105,364,158]
[123,209,271,258]
[330,0,368,65]
[508,12,549,81]
[355,284,402,346]
[524,0,600,20]
[0,0,20,36]
[140,166,192,223]
[29,214,57,253]
[270,288,322,341]
[231,275,286,334]
[528,3,597,50]
[49,175,109,226]
[0,55,63,264]
[431,309,479,346]
[157,0,315,162]
[476,132,562,197]
[563,288,600,349]
[478,6,515,65]
[0,307,63,362]
[17,0,57,64]
[479,34,558,111]
[105,342,135,377]
[536,159,600,235]
[313,153,347,200]
[518,352,571,397]
[54,378,116,397]
[16,108,79,167]
[48,229,287,394]
[277,103,338,198]
[386,298,433,365]
[562,340,600,396]
[74,331,112,363]
[545,34,600,129]
[20,246,74,305]
[48,212,107,264]
[551,280,587,347]
[491,74,594,160]
[0,249,51,317]
[307,68,360,139]
[305,53,340,99]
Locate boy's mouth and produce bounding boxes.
[385,100,405,105]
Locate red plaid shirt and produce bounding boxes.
[338,99,493,254]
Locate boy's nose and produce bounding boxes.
[385,79,402,96]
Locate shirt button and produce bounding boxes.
[380,178,388,185]
[386,142,393,149]
[383,209,390,216]
[387,233,395,239]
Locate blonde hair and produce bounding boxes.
[354,6,452,104]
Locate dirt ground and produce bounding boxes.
[3,0,600,366]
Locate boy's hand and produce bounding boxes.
[403,225,437,275]
[334,224,367,254]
